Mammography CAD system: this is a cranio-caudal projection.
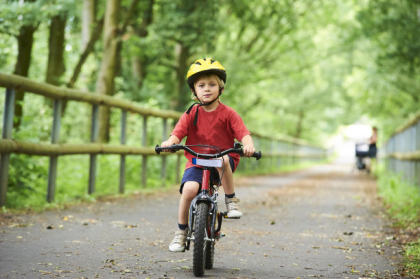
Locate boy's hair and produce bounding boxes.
[193,73,225,89]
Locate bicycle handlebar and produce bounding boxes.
[155,143,262,160]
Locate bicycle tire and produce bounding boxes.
[205,237,215,269]
[193,202,209,277]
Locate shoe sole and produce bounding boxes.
[169,248,185,252]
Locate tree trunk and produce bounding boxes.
[95,0,120,142]
[131,0,154,89]
[174,43,190,111]
[82,0,97,51]
[13,24,37,130]
[46,15,67,86]
[294,109,305,139]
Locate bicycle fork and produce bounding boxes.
[186,168,222,250]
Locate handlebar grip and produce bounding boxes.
[253,151,262,160]
[155,144,182,154]
[155,145,162,154]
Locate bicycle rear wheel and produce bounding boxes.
[193,202,209,277]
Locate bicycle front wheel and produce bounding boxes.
[193,202,209,277]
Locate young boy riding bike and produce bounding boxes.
[161,57,256,252]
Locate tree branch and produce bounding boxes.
[67,17,104,88]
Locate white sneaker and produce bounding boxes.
[169,229,188,252]
[225,197,242,218]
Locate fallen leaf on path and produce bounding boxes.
[332,246,351,251]
[124,224,138,228]
[8,223,30,228]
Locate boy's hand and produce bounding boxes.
[243,143,255,157]
[161,140,173,148]
[241,135,255,157]
[161,135,180,148]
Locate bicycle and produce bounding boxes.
[155,143,261,277]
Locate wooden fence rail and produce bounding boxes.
[384,112,420,187]
[0,73,326,206]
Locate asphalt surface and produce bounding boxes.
[0,163,403,279]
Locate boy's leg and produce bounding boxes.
[217,155,242,218]
[219,155,234,195]
[169,181,199,252]
[178,181,200,225]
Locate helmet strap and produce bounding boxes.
[189,88,223,126]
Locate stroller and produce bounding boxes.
[355,143,377,171]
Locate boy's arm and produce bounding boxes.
[161,135,180,147]
[241,135,255,157]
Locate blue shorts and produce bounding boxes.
[180,156,235,194]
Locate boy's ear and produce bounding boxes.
[219,87,224,94]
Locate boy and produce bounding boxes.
[161,58,255,252]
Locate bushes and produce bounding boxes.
[376,163,420,277]
[4,153,184,211]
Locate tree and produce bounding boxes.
[151,0,222,110]
[45,13,67,86]
[95,0,121,142]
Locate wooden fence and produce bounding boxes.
[0,73,326,206]
[384,112,420,187]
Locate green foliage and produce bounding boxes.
[0,0,79,36]
[404,239,420,277]
[376,163,420,229]
[6,155,49,209]
[375,163,420,277]
[355,0,420,139]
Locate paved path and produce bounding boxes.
[0,163,402,278]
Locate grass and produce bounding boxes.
[405,239,420,276]
[375,163,420,277]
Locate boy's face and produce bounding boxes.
[193,75,221,104]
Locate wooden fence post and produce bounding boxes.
[0,88,15,206]
[119,109,127,193]
[88,104,99,194]
[142,116,148,187]
[47,99,62,202]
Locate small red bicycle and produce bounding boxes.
[155,143,261,277]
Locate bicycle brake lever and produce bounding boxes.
[234,142,242,149]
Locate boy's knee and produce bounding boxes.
[220,155,231,170]
[182,181,199,198]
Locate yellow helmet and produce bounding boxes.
[186,58,226,89]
